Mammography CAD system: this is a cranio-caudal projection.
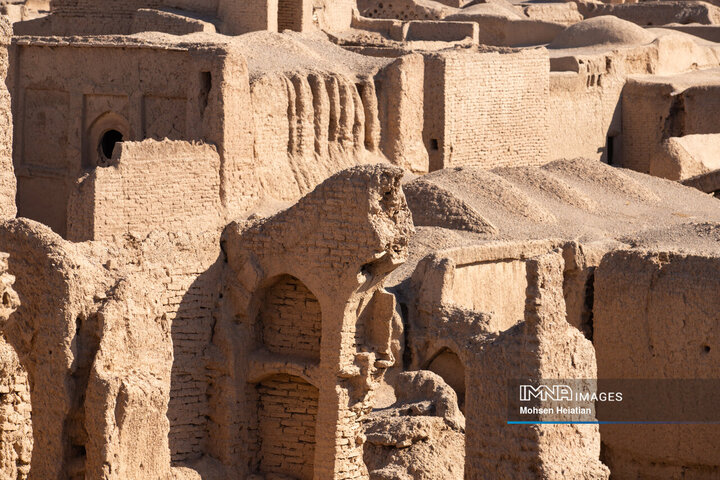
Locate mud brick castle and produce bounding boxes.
[0,0,718,478]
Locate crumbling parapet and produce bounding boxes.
[465,250,609,479]
[215,164,413,479]
[0,219,112,480]
[594,249,720,477]
[402,242,608,479]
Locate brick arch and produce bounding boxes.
[84,111,132,168]
[258,274,322,362]
[248,374,318,480]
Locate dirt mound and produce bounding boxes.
[233,30,391,80]
[549,16,656,49]
[398,159,720,251]
[403,179,497,234]
[423,167,558,224]
[542,158,660,203]
[493,165,599,212]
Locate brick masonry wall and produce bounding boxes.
[218,0,273,33]
[248,374,319,480]
[261,275,322,361]
[223,165,411,480]
[110,231,222,465]
[68,140,222,241]
[278,0,302,31]
[426,48,549,170]
[49,0,164,33]
[165,260,219,464]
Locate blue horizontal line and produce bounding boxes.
[507,421,720,425]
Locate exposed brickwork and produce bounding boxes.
[67,140,223,242]
[249,374,318,480]
[278,0,303,31]
[424,48,549,170]
[261,275,322,361]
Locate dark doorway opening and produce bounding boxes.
[606,135,615,165]
[278,0,303,31]
[99,130,123,160]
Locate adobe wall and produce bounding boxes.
[0,339,31,480]
[84,272,175,480]
[44,0,347,35]
[0,18,14,219]
[466,251,608,479]
[130,8,218,35]
[216,165,413,479]
[403,242,608,479]
[622,77,720,173]
[0,218,224,478]
[48,0,164,34]
[548,56,626,164]
[0,254,29,480]
[10,36,251,236]
[165,0,219,16]
[248,71,384,201]
[423,47,549,171]
[0,219,112,480]
[218,0,320,34]
[66,140,222,242]
[247,55,429,199]
[547,37,720,167]
[374,54,427,173]
[583,1,720,26]
[594,249,720,477]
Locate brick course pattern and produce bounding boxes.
[261,275,322,361]
[249,374,319,480]
[424,48,549,170]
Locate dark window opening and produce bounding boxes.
[199,71,212,115]
[606,135,615,166]
[278,0,303,31]
[430,138,439,151]
[100,130,123,160]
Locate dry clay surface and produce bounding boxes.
[390,158,720,285]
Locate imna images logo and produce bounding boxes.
[519,384,572,402]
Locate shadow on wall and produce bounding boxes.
[167,254,224,468]
[425,348,466,413]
